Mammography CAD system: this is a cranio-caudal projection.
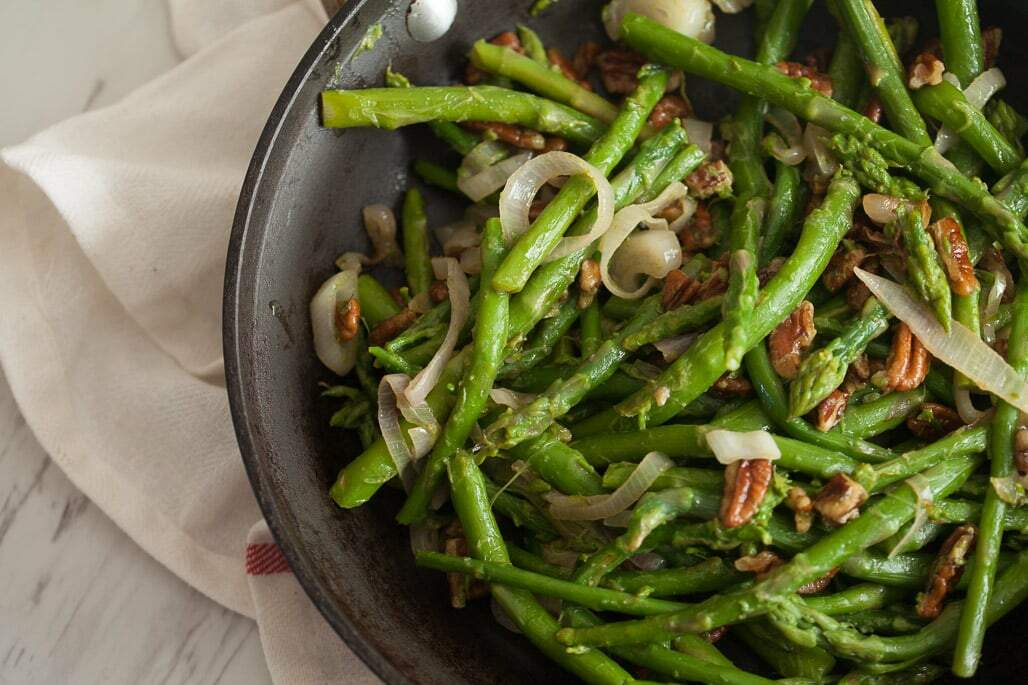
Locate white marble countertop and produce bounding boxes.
[0,1,271,682]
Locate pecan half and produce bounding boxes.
[578,258,602,309]
[982,27,1002,69]
[814,389,850,432]
[823,243,868,292]
[649,95,692,130]
[462,121,546,151]
[787,486,814,534]
[548,47,592,90]
[917,524,977,619]
[712,372,753,397]
[679,203,718,252]
[863,95,883,124]
[573,41,602,80]
[846,279,873,312]
[368,308,418,345]
[908,52,945,89]
[774,61,833,97]
[696,269,729,301]
[928,217,978,296]
[885,323,931,391]
[813,474,868,526]
[768,301,816,379]
[906,402,964,441]
[598,47,646,94]
[798,567,839,595]
[734,550,783,577]
[720,459,774,529]
[661,269,701,310]
[686,160,734,199]
[335,297,361,343]
[1015,427,1028,476]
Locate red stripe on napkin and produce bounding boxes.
[246,542,291,575]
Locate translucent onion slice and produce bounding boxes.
[458,247,482,275]
[862,193,905,225]
[653,332,699,362]
[378,374,435,492]
[546,452,674,520]
[711,0,753,12]
[609,230,683,299]
[458,152,533,202]
[935,68,1006,154]
[890,474,932,559]
[705,429,781,465]
[954,387,987,424]
[461,140,510,176]
[856,267,1028,413]
[603,0,715,43]
[404,257,470,407]
[489,387,538,408]
[765,107,806,166]
[980,258,1010,345]
[599,182,687,299]
[991,475,1028,506]
[310,269,359,376]
[684,118,714,154]
[803,124,837,179]
[362,204,404,267]
[409,522,439,556]
[434,220,477,254]
[498,152,615,259]
[440,222,481,257]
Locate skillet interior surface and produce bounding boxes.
[225,1,1028,682]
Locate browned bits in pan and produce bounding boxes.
[774,61,834,97]
[461,121,546,151]
[928,216,979,296]
[813,474,868,526]
[335,297,361,343]
[885,322,932,391]
[768,301,816,380]
[917,524,977,619]
[906,402,965,441]
[907,51,945,89]
[649,95,692,130]
[720,459,773,529]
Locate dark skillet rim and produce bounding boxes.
[223,2,407,683]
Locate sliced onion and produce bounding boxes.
[409,522,439,556]
[603,0,716,43]
[498,152,615,259]
[546,452,674,521]
[378,374,434,492]
[705,429,781,465]
[458,247,482,275]
[765,107,806,166]
[653,332,699,362]
[991,475,1028,506]
[334,252,365,273]
[935,68,1006,153]
[803,124,837,178]
[434,220,477,254]
[628,552,667,571]
[404,257,470,407]
[981,258,1010,345]
[363,204,404,267]
[489,387,538,408]
[461,140,510,175]
[890,474,932,559]
[458,152,534,202]
[310,270,359,376]
[954,387,987,424]
[599,182,688,299]
[862,193,905,225]
[856,267,1028,413]
[684,118,714,154]
[408,292,434,315]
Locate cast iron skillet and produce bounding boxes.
[225,1,1028,682]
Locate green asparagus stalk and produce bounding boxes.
[724,200,765,371]
[491,66,668,294]
[935,0,985,88]
[579,299,602,357]
[483,477,558,538]
[987,99,1028,158]
[603,557,747,597]
[516,24,548,65]
[827,134,925,199]
[833,388,926,439]
[827,25,864,109]
[401,188,432,296]
[412,159,460,193]
[889,202,953,329]
[602,463,724,493]
[497,296,580,380]
[789,297,890,417]
[930,498,1028,530]
[867,424,987,492]
[734,621,836,680]
[357,274,402,327]
[621,296,722,351]
[759,161,805,266]
[507,430,604,496]
[804,583,907,615]
[384,69,480,154]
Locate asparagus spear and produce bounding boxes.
[412,159,460,193]
[357,274,402,327]
[384,69,479,154]
[887,202,953,329]
[827,25,864,109]
[724,200,765,371]
[401,188,432,296]
[935,0,985,88]
[603,557,748,597]
[759,161,805,265]
[516,24,548,65]
[827,134,925,199]
[497,295,580,380]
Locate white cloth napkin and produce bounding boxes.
[0,1,378,682]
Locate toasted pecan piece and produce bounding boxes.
[823,244,868,292]
[734,550,783,577]
[649,95,692,130]
[814,389,850,433]
[462,121,546,151]
[661,269,701,311]
[578,258,602,309]
[335,297,361,343]
[917,524,977,619]
[368,308,419,346]
[712,372,753,397]
[787,486,815,534]
[720,459,773,529]
[814,474,868,526]
[775,61,833,97]
[906,402,964,441]
[768,301,816,379]
[908,51,945,89]
[679,203,718,252]
[685,160,733,199]
[885,322,931,391]
[928,217,978,296]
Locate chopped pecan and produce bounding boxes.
[598,47,647,94]
[863,95,883,124]
[814,389,850,433]
[813,474,868,526]
[712,372,753,397]
[787,486,815,534]
[368,308,418,345]
[547,47,592,90]
[578,258,602,308]
[720,459,774,529]
[885,322,931,391]
[798,567,839,595]
[774,61,833,97]
[702,626,729,644]
[928,217,978,296]
[428,280,449,303]
[907,52,945,89]
[661,269,701,310]
[696,269,729,300]
[686,160,734,199]
[734,550,783,577]
[543,136,568,152]
[573,41,602,80]
[335,297,361,343]
[846,280,872,311]
[1015,427,1028,476]
[768,301,816,379]
[758,257,786,287]
[847,354,874,386]
[906,402,964,441]
[461,121,546,151]
[679,203,718,252]
[649,95,692,130]
[982,27,1002,69]
[917,524,977,619]
[823,243,868,292]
